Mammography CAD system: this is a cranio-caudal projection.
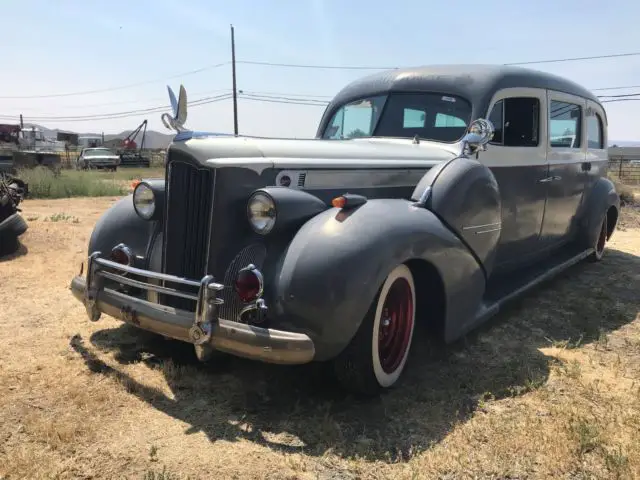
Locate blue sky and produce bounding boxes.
[1,0,639,142]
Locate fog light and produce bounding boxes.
[110,243,134,266]
[234,264,263,302]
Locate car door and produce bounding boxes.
[539,90,587,249]
[482,87,549,274]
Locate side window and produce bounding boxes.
[487,97,539,147]
[403,108,425,128]
[549,100,582,148]
[434,113,467,127]
[587,112,604,149]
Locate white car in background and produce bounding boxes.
[76,147,121,171]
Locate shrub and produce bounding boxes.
[16,167,128,199]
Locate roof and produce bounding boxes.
[316,64,603,137]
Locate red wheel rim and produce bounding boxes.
[378,277,414,374]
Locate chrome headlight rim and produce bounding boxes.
[132,182,156,221]
[247,191,277,235]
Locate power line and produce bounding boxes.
[503,51,640,66]
[0,62,231,100]
[0,94,233,122]
[239,96,329,107]
[601,98,640,103]
[3,51,639,100]
[591,84,640,91]
[598,92,640,98]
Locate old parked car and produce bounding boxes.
[76,147,121,171]
[69,65,619,395]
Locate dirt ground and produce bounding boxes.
[1,197,639,480]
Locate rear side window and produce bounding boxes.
[587,112,604,149]
[488,97,539,147]
[550,100,582,148]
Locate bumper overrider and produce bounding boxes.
[69,252,315,365]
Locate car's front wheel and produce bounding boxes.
[332,263,416,396]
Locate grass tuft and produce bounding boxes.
[17,167,128,199]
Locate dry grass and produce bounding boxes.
[0,197,639,479]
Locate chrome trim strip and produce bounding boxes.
[94,257,203,288]
[97,271,199,301]
[462,222,501,231]
[475,227,502,234]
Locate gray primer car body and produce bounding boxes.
[71,64,620,393]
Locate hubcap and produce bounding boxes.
[378,277,414,374]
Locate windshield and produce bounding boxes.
[85,148,115,156]
[322,92,472,143]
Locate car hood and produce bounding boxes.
[170,134,460,171]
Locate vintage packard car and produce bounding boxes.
[70,65,619,395]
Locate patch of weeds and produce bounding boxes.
[44,212,80,223]
[595,329,610,351]
[149,444,158,462]
[546,334,584,350]
[142,466,185,480]
[603,445,630,479]
[16,166,128,199]
[558,359,582,380]
[569,416,601,456]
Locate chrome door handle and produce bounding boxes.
[538,176,561,183]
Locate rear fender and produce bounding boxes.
[578,177,620,246]
[271,199,486,360]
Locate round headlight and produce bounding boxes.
[247,192,276,234]
[133,183,155,220]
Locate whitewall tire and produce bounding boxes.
[333,263,416,395]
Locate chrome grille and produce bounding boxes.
[162,158,215,310]
[218,243,267,322]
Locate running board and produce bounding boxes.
[456,246,594,340]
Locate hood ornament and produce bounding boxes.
[161,85,188,133]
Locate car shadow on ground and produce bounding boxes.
[70,247,640,462]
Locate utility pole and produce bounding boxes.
[231,24,238,135]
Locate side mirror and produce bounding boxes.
[460,118,494,157]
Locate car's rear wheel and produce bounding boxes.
[332,264,416,396]
[588,211,608,262]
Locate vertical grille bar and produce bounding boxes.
[162,158,214,310]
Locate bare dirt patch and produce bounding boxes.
[1,198,639,479]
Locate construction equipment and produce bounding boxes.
[117,120,150,168]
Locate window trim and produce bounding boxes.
[548,98,583,150]
[586,109,605,150]
[485,87,547,151]
[486,95,541,148]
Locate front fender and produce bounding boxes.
[88,195,159,267]
[272,199,486,360]
[578,177,620,247]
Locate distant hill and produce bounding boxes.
[24,123,174,149]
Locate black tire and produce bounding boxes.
[332,264,416,396]
[0,235,20,256]
[588,210,608,262]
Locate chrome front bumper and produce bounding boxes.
[69,252,315,365]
